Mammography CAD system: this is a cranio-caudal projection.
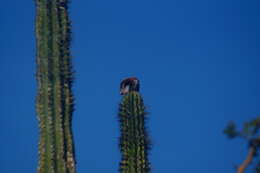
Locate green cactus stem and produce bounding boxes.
[35,0,76,172]
[118,91,151,173]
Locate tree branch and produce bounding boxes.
[237,147,256,173]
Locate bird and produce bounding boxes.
[120,77,140,95]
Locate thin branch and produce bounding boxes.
[237,147,256,173]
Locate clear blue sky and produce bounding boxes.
[1,0,260,173]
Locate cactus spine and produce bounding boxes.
[118,91,151,173]
[35,0,76,173]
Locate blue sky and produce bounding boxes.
[1,0,260,173]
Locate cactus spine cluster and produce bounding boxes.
[118,91,151,173]
[35,0,76,173]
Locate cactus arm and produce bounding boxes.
[118,91,151,173]
[35,0,76,172]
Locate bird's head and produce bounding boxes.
[120,77,140,95]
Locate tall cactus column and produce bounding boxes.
[118,89,151,173]
[35,0,76,173]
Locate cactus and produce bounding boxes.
[118,91,151,173]
[35,0,76,173]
